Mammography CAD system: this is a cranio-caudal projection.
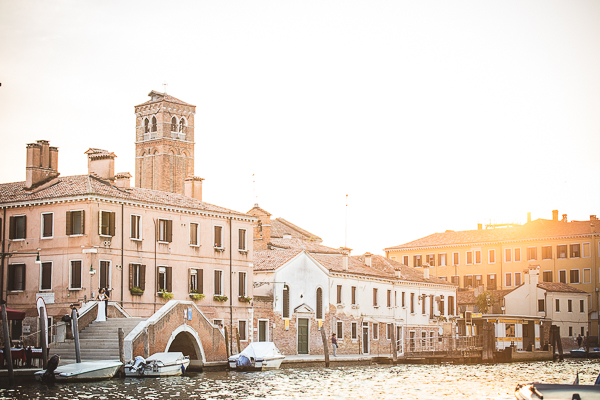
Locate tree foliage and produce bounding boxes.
[475,291,494,314]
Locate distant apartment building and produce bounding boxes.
[0,92,255,344]
[384,211,600,337]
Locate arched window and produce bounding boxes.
[179,117,186,133]
[283,285,290,318]
[171,116,177,132]
[144,118,149,133]
[316,287,323,319]
[151,116,157,132]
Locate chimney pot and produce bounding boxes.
[364,252,372,267]
[477,223,482,230]
[552,210,559,221]
[562,214,567,222]
[85,148,116,181]
[26,140,59,188]
[423,266,430,279]
[184,176,204,201]
[527,212,531,223]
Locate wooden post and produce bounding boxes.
[392,325,398,362]
[320,327,329,367]
[71,307,81,363]
[482,321,494,362]
[2,304,14,385]
[224,326,230,358]
[118,328,125,377]
[235,327,241,354]
[554,325,564,361]
[143,328,149,358]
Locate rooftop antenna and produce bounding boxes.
[163,82,168,94]
[252,173,258,206]
[345,194,348,248]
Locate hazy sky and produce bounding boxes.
[1,1,599,255]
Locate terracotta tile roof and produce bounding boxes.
[311,253,395,279]
[136,91,194,107]
[537,282,587,294]
[0,175,248,217]
[253,249,304,271]
[385,218,600,251]
[270,218,322,242]
[354,254,454,285]
[269,238,343,254]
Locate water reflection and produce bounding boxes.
[1,359,598,400]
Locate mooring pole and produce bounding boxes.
[2,304,14,385]
[71,307,81,363]
[392,324,398,362]
[118,328,125,377]
[143,328,149,358]
[39,306,48,369]
[320,327,329,367]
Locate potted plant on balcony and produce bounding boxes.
[159,289,174,300]
[189,290,205,301]
[130,286,144,296]
[238,296,252,303]
[213,295,228,302]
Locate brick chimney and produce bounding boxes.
[85,148,116,181]
[339,247,352,271]
[184,176,204,201]
[364,252,372,267]
[423,266,430,279]
[26,140,59,189]
[114,172,132,189]
[562,214,568,223]
[552,210,559,221]
[477,223,482,230]
[247,204,272,251]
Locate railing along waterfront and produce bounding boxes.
[393,335,483,356]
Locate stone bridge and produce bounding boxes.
[124,300,227,368]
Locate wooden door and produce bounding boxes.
[298,318,309,354]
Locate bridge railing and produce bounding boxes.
[399,335,482,355]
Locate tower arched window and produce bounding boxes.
[151,116,157,132]
[283,285,290,318]
[316,287,323,319]
[179,117,186,133]
[171,116,177,132]
[144,118,149,133]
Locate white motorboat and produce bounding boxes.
[515,373,600,399]
[228,342,285,371]
[124,352,190,377]
[35,360,123,382]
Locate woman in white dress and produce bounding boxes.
[95,288,107,322]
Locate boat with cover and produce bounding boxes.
[228,342,285,371]
[35,359,123,382]
[570,347,600,358]
[124,352,190,377]
[515,372,600,399]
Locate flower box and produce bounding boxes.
[213,295,228,302]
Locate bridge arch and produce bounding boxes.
[165,324,206,363]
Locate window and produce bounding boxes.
[438,253,447,267]
[559,270,567,283]
[538,299,545,312]
[99,211,115,237]
[514,272,522,286]
[214,270,223,295]
[179,118,186,133]
[543,271,553,282]
[555,299,560,312]
[514,248,521,262]
[505,273,512,287]
[316,288,323,319]
[448,296,455,315]
[336,321,343,339]
[527,247,537,261]
[171,116,177,132]
[429,295,434,319]
[583,243,591,258]
[189,268,201,293]
[144,118,149,133]
[214,226,223,248]
[129,264,146,291]
[9,215,26,239]
[466,251,473,265]
[488,249,495,264]
[464,275,473,288]
[421,332,427,349]
[568,299,573,313]
[189,222,199,246]
[394,291,397,306]
[336,285,342,304]
[373,323,379,340]
[422,294,427,314]
[542,246,552,260]
[569,326,573,337]
[410,293,415,314]
[158,266,173,292]
[426,254,435,266]
[387,290,392,307]
[570,269,580,284]
[351,286,356,305]
[238,229,247,251]
[130,214,141,240]
[580,299,585,313]
[283,285,290,318]
[402,255,409,265]
[557,245,567,259]
[570,244,581,258]
[504,249,512,263]
[351,322,357,340]
[452,252,459,266]
[238,271,247,297]
[487,274,496,290]
[151,116,157,131]
[373,288,378,307]
[157,219,172,242]
[505,324,515,338]
[66,210,85,236]
[475,250,481,264]
[70,260,82,289]
[440,297,446,315]
[475,274,483,288]
[41,213,53,238]
[40,262,52,290]
[584,268,591,284]
[451,275,459,285]
[7,264,25,291]
[387,323,393,340]
[401,292,405,308]
[414,255,422,267]
[238,320,247,341]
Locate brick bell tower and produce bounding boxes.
[134,91,195,195]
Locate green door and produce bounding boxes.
[298,318,309,354]
[259,320,267,341]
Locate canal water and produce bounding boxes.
[1,359,599,399]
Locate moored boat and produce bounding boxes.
[35,360,123,382]
[515,373,600,399]
[228,342,285,371]
[124,352,190,377]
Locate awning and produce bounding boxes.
[0,308,26,320]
